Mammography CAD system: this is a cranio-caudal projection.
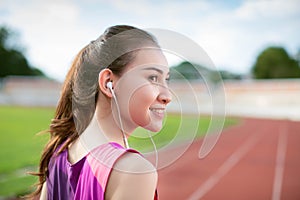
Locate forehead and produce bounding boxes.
[124,48,169,72]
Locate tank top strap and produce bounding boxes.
[86,142,139,191]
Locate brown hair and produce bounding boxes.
[27,25,158,199]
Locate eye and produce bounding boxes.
[165,77,170,84]
[149,75,158,82]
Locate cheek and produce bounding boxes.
[129,86,157,125]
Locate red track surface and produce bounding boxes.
[157,118,300,200]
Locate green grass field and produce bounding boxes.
[0,106,237,198]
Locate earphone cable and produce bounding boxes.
[147,131,158,168]
[110,85,159,167]
[111,90,130,149]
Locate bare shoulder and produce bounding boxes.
[105,152,158,200]
[115,152,157,173]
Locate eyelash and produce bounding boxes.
[149,75,158,82]
[166,77,170,83]
[148,75,170,84]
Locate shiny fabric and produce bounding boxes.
[46,142,158,199]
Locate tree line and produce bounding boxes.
[1,25,299,80]
[0,26,44,78]
[170,46,300,81]
[252,47,300,79]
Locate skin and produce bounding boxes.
[104,49,171,199]
[40,48,171,200]
[112,49,171,133]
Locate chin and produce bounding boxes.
[143,123,162,133]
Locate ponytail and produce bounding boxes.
[26,47,87,199]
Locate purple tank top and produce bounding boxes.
[46,142,158,200]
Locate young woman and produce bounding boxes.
[29,25,171,200]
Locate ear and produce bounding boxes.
[99,68,114,98]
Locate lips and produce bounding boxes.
[150,108,164,114]
[149,106,165,119]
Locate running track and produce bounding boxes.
[157,118,300,200]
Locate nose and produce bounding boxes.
[158,86,172,105]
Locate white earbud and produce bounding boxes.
[106,81,113,90]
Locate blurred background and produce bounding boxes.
[0,0,299,199]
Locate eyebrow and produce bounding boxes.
[142,67,169,75]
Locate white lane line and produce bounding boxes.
[188,133,262,200]
[272,122,288,200]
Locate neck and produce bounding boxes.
[94,94,137,148]
[68,110,129,164]
[96,108,129,148]
[68,97,134,164]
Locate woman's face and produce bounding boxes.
[113,48,171,133]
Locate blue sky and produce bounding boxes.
[1,0,300,81]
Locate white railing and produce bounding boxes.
[1,77,299,120]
